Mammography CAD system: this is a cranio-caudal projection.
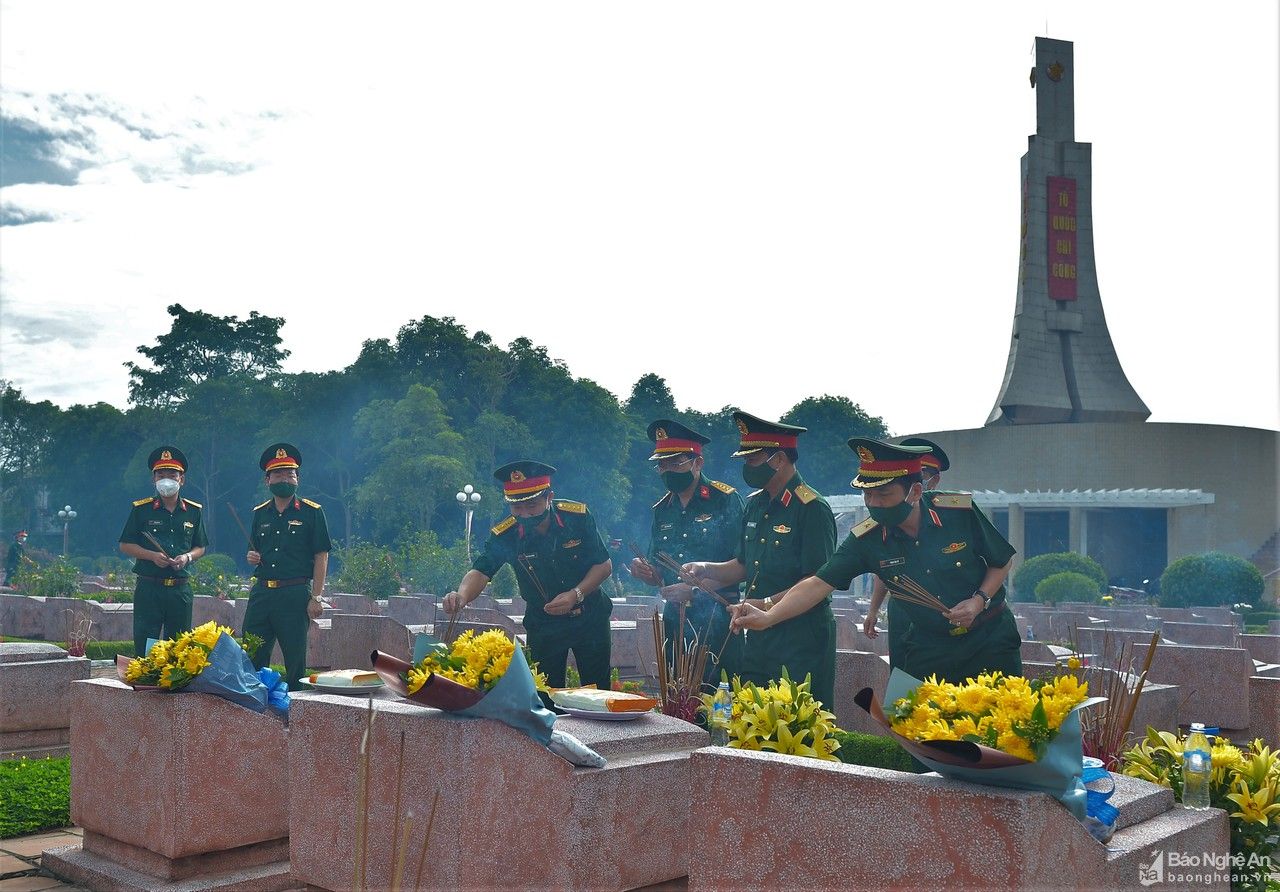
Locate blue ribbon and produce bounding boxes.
[1082,763,1119,828]
[256,667,291,721]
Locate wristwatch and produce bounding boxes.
[974,590,991,609]
[311,594,323,603]
[763,596,774,609]
[573,587,585,604]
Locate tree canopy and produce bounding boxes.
[3,312,892,574]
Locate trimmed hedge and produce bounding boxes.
[1159,551,1264,608]
[833,731,923,773]
[0,638,133,660]
[1035,571,1103,606]
[1011,552,1107,602]
[0,756,71,838]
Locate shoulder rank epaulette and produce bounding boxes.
[794,483,820,504]
[181,498,203,509]
[253,499,271,511]
[708,479,736,495]
[555,499,587,514]
[931,492,972,509]
[491,515,517,535]
[652,492,672,510]
[133,497,153,507]
[301,498,322,509]
[852,516,880,538]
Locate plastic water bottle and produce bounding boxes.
[710,682,732,746]
[1181,723,1212,810]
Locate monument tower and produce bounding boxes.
[987,37,1150,425]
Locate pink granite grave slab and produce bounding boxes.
[287,693,705,891]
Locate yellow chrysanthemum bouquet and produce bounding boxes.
[371,630,564,751]
[699,670,843,761]
[886,672,1090,762]
[1122,729,1279,889]
[116,621,284,716]
[120,621,261,690]
[857,669,1107,834]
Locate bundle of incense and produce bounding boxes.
[516,553,579,620]
[653,551,733,608]
[885,575,951,615]
[141,531,171,559]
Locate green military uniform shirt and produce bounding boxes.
[473,499,612,632]
[118,497,209,579]
[649,477,744,585]
[650,477,745,686]
[736,472,837,705]
[250,496,332,579]
[816,491,1021,683]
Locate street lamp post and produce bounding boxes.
[455,485,482,561]
[57,505,77,557]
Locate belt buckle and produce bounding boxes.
[163,578,177,587]
[266,579,279,589]
[950,625,969,636]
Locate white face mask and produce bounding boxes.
[155,478,181,498]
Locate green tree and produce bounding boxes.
[352,384,472,541]
[780,395,888,495]
[0,382,60,538]
[1159,551,1264,608]
[125,304,289,408]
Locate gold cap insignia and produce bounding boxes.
[856,446,874,463]
[1048,61,1064,82]
[510,469,526,483]
[654,427,667,440]
[276,448,287,459]
[736,419,749,437]
[161,450,172,461]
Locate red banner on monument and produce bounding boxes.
[1046,176,1077,300]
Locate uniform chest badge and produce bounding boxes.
[879,557,906,569]
[288,519,304,527]
[772,524,791,534]
[183,521,194,530]
[562,539,581,549]
[694,514,713,523]
[941,542,967,554]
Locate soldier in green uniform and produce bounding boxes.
[685,412,837,707]
[863,437,951,669]
[118,447,208,657]
[3,530,27,586]
[244,443,331,688]
[628,420,745,688]
[443,461,614,689]
[733,438,1021,684]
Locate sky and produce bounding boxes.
[1,1,1277,437]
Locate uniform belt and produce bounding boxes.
[263,577,310,589]
[143,576,189,587]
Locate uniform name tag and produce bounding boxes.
[746,521,757,529]
[879,557,906,569]
[659,523,673,531]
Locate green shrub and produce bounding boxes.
[0,755,71,838]
[84,640,134,660]
[399,531,469,596]
[93,555,133,576]
[188,553,243,600]
[490,564,518,598]
[1012,552,1107,602]
[833,731,923,772]
[1159,551,1264,608]
[78,588,134,604]
[332,541,402,598]
[11,556,82,598]
[1035,571,1103,605]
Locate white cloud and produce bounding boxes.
[0,0,1276,435]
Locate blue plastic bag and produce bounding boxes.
[182,632,269,713]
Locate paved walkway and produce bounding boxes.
[0,828,86,892]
